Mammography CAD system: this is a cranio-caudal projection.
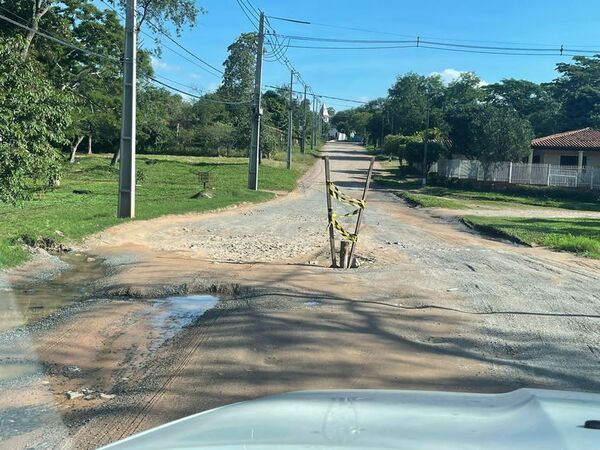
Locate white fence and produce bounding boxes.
[432,159,600,190]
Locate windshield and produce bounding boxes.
[1,0,600,449]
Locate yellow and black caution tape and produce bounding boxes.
[328,183,366,209]
[326,182,365,242]
[329,213,358,242]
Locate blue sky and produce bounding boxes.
[145,0,600,110]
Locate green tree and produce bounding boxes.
[387,73,445,135]
[485,78,560,136]
[218,32,256,150]
[0,37,73,203]
[551,55,600,131]
[447,104,533,174]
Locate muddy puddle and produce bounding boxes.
[148,295,219,351]
[0,253,107,333]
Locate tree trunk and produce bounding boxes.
[22,1,50,60]
[87,135,93,154]
[69,135,84,163]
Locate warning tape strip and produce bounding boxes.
[328,183,366,209]
[329,213,358,242]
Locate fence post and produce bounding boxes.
[508,162,513,184]
[546,164,551,186]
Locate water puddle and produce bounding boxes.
[304,300,322,307]
[0,253,107,333]
[149,295,218,351]
[0,360,40,383]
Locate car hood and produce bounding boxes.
[101,388,600,449]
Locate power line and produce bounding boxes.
[98,0,224,77]
[149,76,251,104]
[272,32,599,54]
[234,0,259,29]
[240,0,260,18]
[263,14,599,49]
[144,20,224,75]
[0,12,119,62]
[287,44,417,50]
[267,15,311,25]
[264,84,368,104]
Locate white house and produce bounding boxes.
[530,128,600,168]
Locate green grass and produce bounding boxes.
[374,164,600,211]
[396,192,467,209]
[0,149,317,268]
[417,186,600,211]
[464,216,600,259]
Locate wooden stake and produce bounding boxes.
[339,240,351,268]
[324,156,337,268]
[348,157,375,268]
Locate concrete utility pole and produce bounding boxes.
[310,94,316,150]
[287,70,294,169]
[301,85,307,154]
[422,103,430,186]
[379,113,384,149]
[117,0,137,218]
[248,12,265,190]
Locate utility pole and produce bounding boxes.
[248,12,265,190]
[310,94,316,150]
[379,112,384,149]
[301,84,307,154]
[422,102,430,186]
[287,69,293,169]
[117,0,137,218]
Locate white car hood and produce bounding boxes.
[101,388,600,449]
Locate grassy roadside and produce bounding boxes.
[0,148,319,269]
[464,216,600,259]
[396,191,467,209]
[376,172,600,212]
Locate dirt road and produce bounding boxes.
[2,142,600,449]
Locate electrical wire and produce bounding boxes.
[234,0,259,29]
[264,84,368,104]
[265,14,599,49]
[149,77,251,104]
[270,32,599,55]
[98,0,224,77]
[0,12,119,62]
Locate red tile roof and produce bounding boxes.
[531,128,600,150]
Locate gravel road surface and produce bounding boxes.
[2,142,600,449]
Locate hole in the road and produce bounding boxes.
[1,253,107,333]
[149,295,219,351]
[304,300,322,307]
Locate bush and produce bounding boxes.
[405,140,446,170]
[0,37,73,203]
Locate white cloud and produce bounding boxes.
[431,68,463,85]
[430,68,489,87]
[151,56,179,72]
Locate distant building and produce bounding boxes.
[320,104,330,123]
[530,128,600,168]
[327,126,346,141]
